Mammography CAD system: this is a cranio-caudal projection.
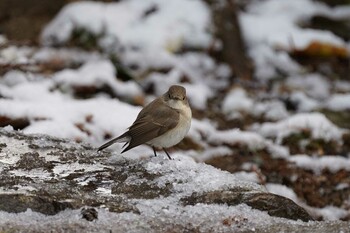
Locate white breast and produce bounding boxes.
[148,103,191,148]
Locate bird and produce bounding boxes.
[97,85,192,159]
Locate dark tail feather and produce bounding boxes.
[122,141,128,149]
[97,138,119,151]
[97,133,129,152]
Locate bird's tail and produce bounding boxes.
[97,133,129,152]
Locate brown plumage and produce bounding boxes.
[98,85,191,159]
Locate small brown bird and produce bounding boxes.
[98,85,192,159]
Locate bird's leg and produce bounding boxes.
[152,147,158,157]
[163,148,172,160]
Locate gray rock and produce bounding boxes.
[0,129,347,233]
[181,190,312,222]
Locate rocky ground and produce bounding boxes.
[1,129,350,233]
[0,0,350,232]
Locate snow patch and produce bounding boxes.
[289,154,350,174]
[253,113,343,143]
[325,93,350,111]
[41,0,212,53]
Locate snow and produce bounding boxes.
[40,0,224,110]
[267,183,350,221]
[289,154,350,174]
[266,183,299,203]
[252,113,344,143]
[188,119,289,160]
[0,204,299,233]
[144,154,261,194]
[234,171,260,184]
[52,162,107,178]
[0,46,33,64]
[325,93,350,111]
[335,80,350,93]
[0,130,281,232]
[316,206,349,221]
[222,88,254,119]
[183,83,213,110]
[289,92,320,112]
[143,67,215,110]
[0,97,140,146]
[0,60,146,146]
[253,100,289,121]
[33,47,102,64]
[247,45,301,80]
[0,0,350,225]
[286,74,331,99]
[0,135,32,165]
[41,0,212,53]
[222,88,289,120]
[240,0,346,81]
[209,129,280,153]
[0,35,6,45]
[241,0,343,49]
[53,60,143,99]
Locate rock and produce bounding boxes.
[81,207,98,222]
[182,190,312,222]
[0,129,347,233]
[0,115,30,130]
[0,194,72,215]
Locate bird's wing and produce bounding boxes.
[122,100,179,152]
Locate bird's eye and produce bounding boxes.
[168,94,171,98]
[182,97,185,100]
